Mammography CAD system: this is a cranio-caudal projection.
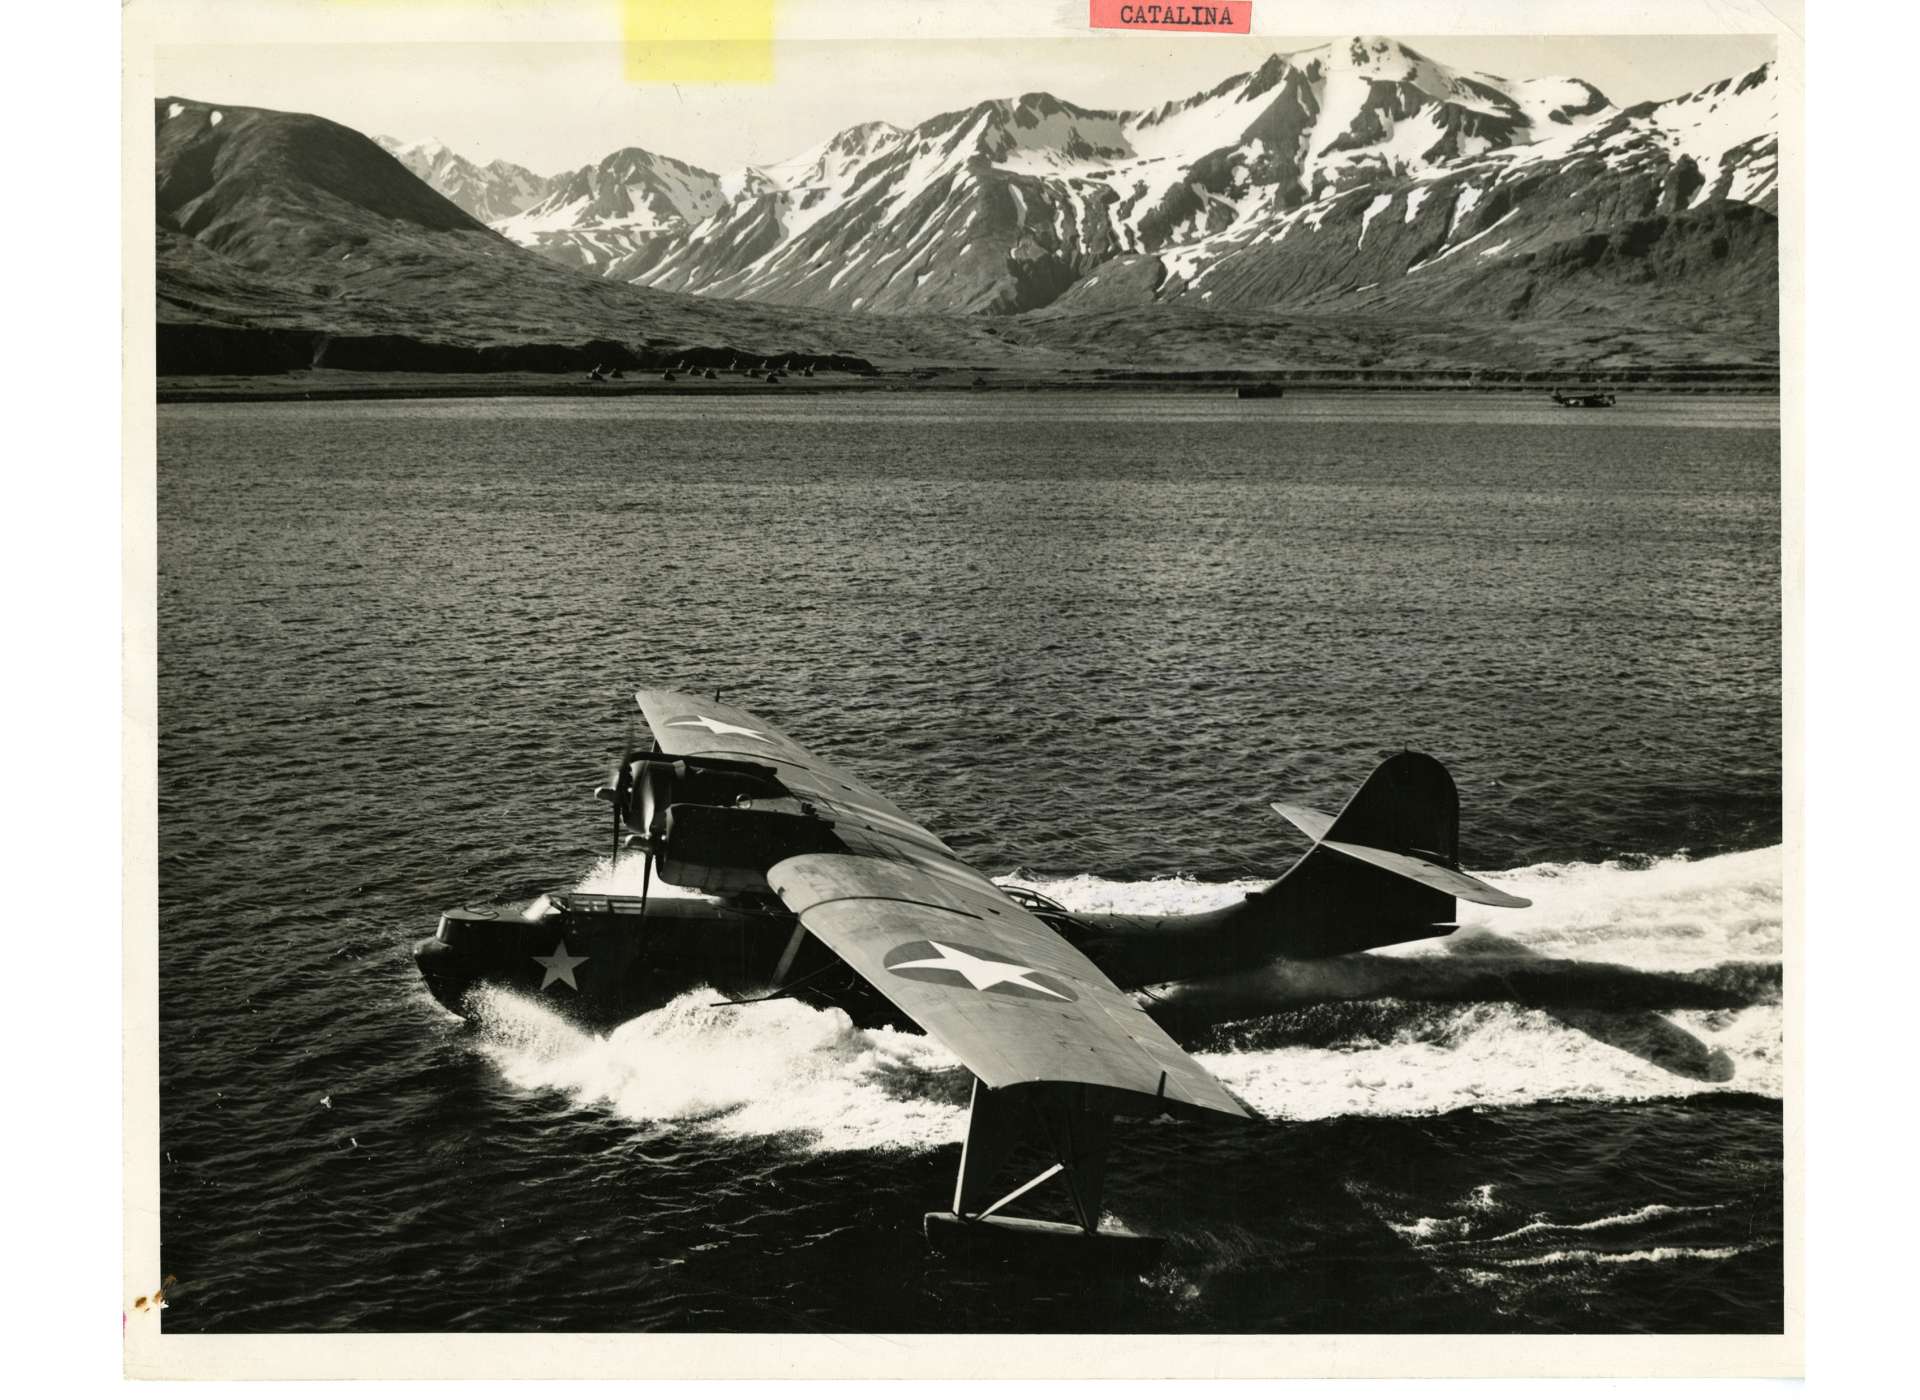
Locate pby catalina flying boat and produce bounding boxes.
[417,688,1529,1267]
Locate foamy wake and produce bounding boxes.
[1504,1245,1753,1267]
[1019,846,1784,973]
[469,985,970,1151]
[469,847,1782,1147]
[1386,1199,1717,1247]
[1368,1185,1766,1283]
[1032,845,1784,1122]
[569,855,711,902]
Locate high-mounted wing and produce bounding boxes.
[769,851,1248,1123]
[633,691,957,857]
[633,689,1250,1125]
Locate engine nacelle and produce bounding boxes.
[624,754,780,836]
[653,801,841,895]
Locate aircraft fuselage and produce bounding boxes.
[413,888,1290,1033]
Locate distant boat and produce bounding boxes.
[1551,389,1616,408]
[1236,383,1286,400]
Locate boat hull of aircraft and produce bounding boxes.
[417,870,1511,1046]
[413,889,1452,1035]
[416,895,804,1027]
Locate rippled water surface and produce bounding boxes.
[157,393,1783,1333]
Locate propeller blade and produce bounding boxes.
[608,706,640,872]
[639,847,654,920]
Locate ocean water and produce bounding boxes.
[156,392,1783,1333]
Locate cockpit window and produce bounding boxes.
[999,884,1068,915]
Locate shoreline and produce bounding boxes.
[157,369,1781,405]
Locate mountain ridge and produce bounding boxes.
[152,35,1781,382]
[153,96,1038,375]
[379,35,1773,330]
[372,135,555,223]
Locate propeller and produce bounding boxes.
[592,711,687,923]
[610,713,636,872]
[596,712,642,879]
[632,752,675,920]
[610,768,625,870]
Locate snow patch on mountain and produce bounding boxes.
[1128,65,1271,159]
[1507,75,1614,135]
[1641,62,1779,208]
[1448,184,1484,235]
[1410,206,1520,271]
[1358,191,1394,247]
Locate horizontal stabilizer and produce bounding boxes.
[1269,801,1335,844]
[1319,838,1531,909]
[1247,755,1527,958]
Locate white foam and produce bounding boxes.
[569,852,712,902]
[1014,848,1783,1120]
[470,986,967,1151]
[1199,997,1777,1122]
[1001,869,1267,916]
[1003,846,1783,973]
[1505,1244,1750,1267]
[1422,846,1783,971]
[1470,1201,1717,1245]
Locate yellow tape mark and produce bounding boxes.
[623,0,775,85]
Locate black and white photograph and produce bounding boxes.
[123,0,1800,1376]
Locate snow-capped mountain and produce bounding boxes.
[411,34,1779,321]
[637,121,914,293]
[373,136,553,223]
[1051,55,1780,322]
[492,146,727,278]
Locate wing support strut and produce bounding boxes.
[925,1080,1162,1271]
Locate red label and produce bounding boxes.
[1089,1,1252,33]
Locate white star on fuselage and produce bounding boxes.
[666,715,767,741]
[534,940,588,991]
[890,941,1070,1000]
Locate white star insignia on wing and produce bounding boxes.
[890,941,1071,1000]
[533,940,588,991]
[666,715,768,741]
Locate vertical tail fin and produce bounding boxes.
[1255,753,1527,958]
[1317,750,1461,860]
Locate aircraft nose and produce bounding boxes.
[413,931,473,1015]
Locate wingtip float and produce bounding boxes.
[415,688,1530,1268]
